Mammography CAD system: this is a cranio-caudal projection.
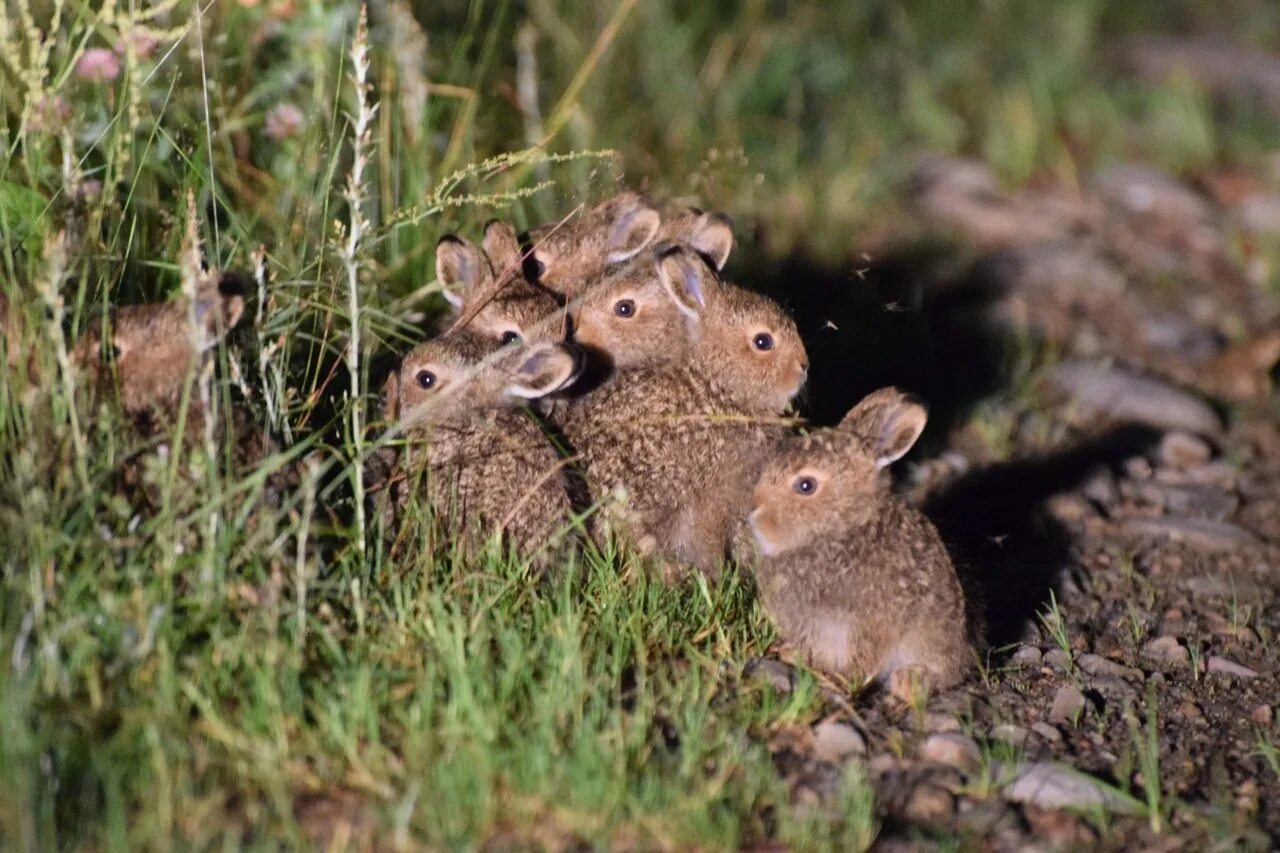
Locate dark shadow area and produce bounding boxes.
[733,242,1014,453]
[924,424,1163,650]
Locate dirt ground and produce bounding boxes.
[743,157,1280,850]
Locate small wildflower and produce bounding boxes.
[116,29,159,60]
[264,103,305,141]
[27,94,71,133]
[74,180,104,201]
[76,48,121,82]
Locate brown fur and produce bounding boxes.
[383,332,581,562]
[438,231,563,345]
[558,245,808,577]
[747,389,971,690]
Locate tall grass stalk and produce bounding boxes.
[339,4,378,555]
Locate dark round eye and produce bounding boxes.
[500,330,522,345]
[415,369,437,390]
[793,476,817,495]
[753,332,774,351]
[613,299,636,318]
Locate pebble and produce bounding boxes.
[746,658,794,693]
[1124,517,1262,552]
[1049,685,1087,726]
[1081,469,1119,507]
[1077,653,1141,681]
[1005,762,1143,814]
[920,733,982,774]
[1182,574,1266,602]
[1250,705,1273,726]
[1158,431,1213,468]
[1011,646,1043,666]
[903,784,955,825]
[992,724,1030,747]
[1207,656,1260,679]
[1043,648,1073,670]
[1122,480,1238,520]
[923,712,962,733]
[1142,636,1189,666]
[811,720,866,763]
[1049,360,1221,435]
[1032,722,1063,744]
[1178,700,1202,720]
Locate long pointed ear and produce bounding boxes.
[505,342,581,399]
[656,244,710,321]
[193,273,246,346]
[482,219,522,276]
[684,211,734,271]
[436,235,489,310]
[380,369,401,420]
[599,193,661,265]
[840,388,928,469]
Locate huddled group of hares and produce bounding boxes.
[5,191,975,698]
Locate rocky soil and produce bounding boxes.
[743,156,1280,849]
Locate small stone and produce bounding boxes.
[1081,470,1119,507]
[1124,517,1262,552]
[1123,456,1154,480]
[992,724,1029,747]
[1005,762,1143,814]
[1049,685,1087,726]
[1049,361,1221,435]
[746,658,794,693]
[903,784,954,825]
[1088,675,1139,703]
[1178,700,1202,720]
[921,732,982,773]
[1182,575,1266,602]
[1207,656,1260,679]
[1032,722,1063,744]
[811,720,866,763]
[1011,646,1043,666]
[1142,636,1189,666]
[923,713,962,733]
[1158,431,1213,468]
[1078,653,1141,681]
[1250,705,1273,726]
[1044,648,1072,670]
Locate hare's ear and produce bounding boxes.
[656,244,710,321]
[436,235,488,310]
[601,194,661,265]
[380,369,401,420]
[193,274,246,345]
[482,219,522,275]
[505,342,580,398]
[840,387,928,469]
[685,211,734,271]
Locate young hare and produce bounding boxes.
[437,230,562,345]
[562,245,808,577]
[382,331,582,562]
[482,192,736,301]
[747,388,971,697]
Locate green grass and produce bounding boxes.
[3,0,1280,847]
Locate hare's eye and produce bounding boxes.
[500,330,522,346]
[793,475,817,496]
[753,332,775,352]
[415,369,437,390]
[613,299,636,318]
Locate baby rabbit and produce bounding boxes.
[560,245,809,576]
[381,331,582,562]
[71,267,248,440]
[746,388,970,696]
[437,230,562,345]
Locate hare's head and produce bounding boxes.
[522,192,662,298]
[698,284,807,414]
[74,271,247,415]
[438,233,561,345]
[569,243,711,373]
[657,208,735,271]
[748,388,927,556]
[384,331,581,428]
